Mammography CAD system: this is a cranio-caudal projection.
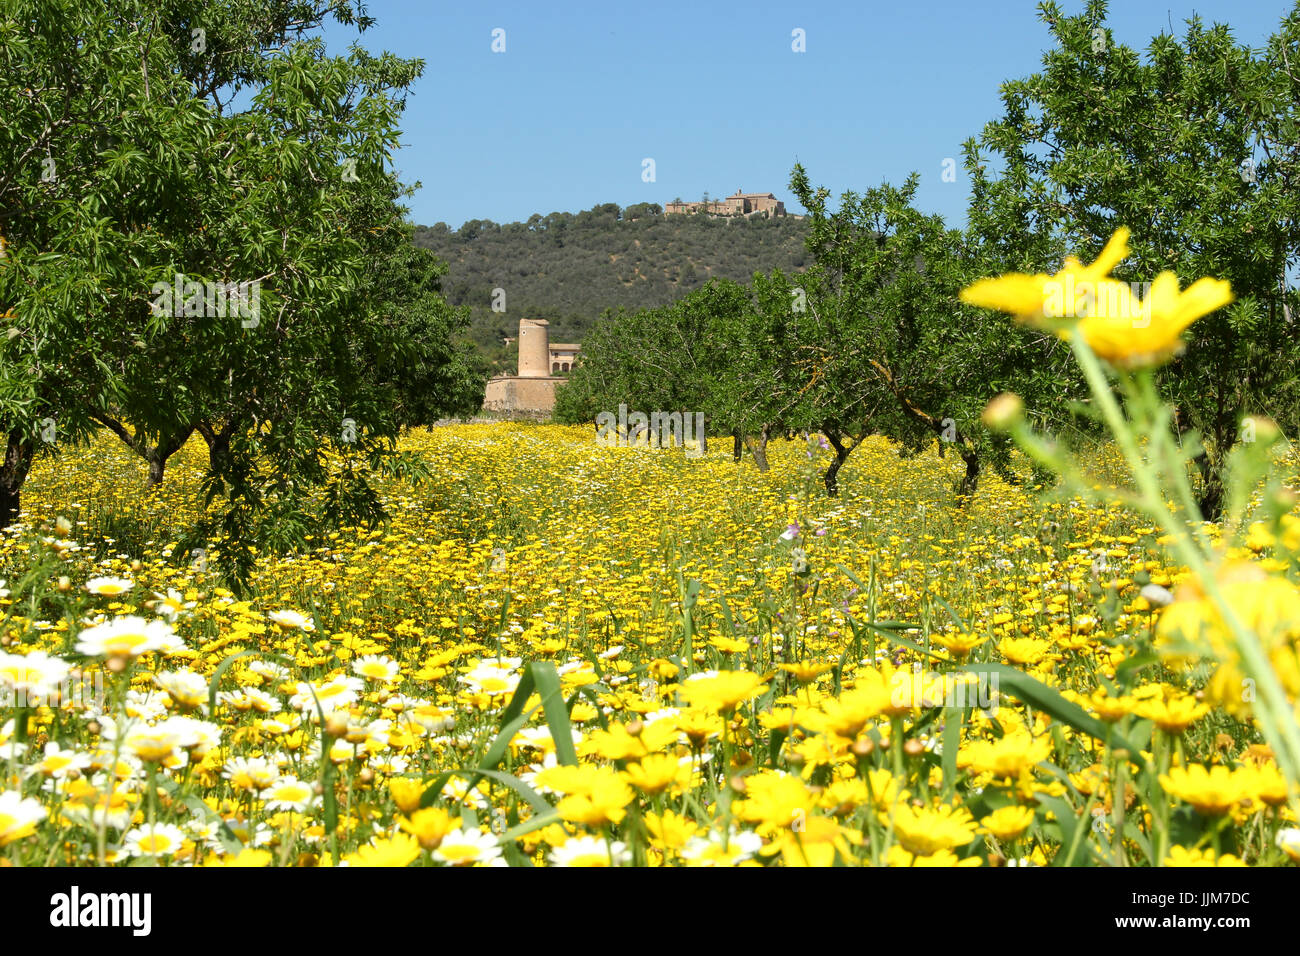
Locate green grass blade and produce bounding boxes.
[960,662,1140,759]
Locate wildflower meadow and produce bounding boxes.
[3,1,1300,920]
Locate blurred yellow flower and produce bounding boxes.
[960,227,1233,368]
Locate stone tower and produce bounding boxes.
[517,318,550,378]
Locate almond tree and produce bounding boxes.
[0,1,484,586]
[969,0,1300,517]
[787,166,1057,498]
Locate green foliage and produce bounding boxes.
[967,0,1300,515]
[0,0,483,589]
[788,166,1084,495]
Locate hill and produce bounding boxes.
[412,202,809,373]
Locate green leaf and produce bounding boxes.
[960,662,1141,761]
[421,767,553,816]
[844,611,941,661]
[529,661,579,766]
[942,709,962,799]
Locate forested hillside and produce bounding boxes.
[412,203,807,372]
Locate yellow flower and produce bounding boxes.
[674,709,723,749]
[342,832,422,867]
[957,729,1052,780]
[398,807,453,850]
[1156,563,1300,719]
[1077,272,1232,369]
[622,753,692,796]
[581,720,676,761]
[959,227,1131,328]
[733,771,816,828]
[861,768,907,811]
[775,661,835,684]
[819,778,871,817]
[1087,688,1136,722]
[642,810,700,851]
[1164,845,1248,867]
[886,845,982,867]
[888,803,977,856]
[977,805,1036,842]
[1158,564,1300,657]
[556,773,634,828]
[933,631,989,659]
[1240,761,1291,808]
[997,636,1052,667]
[678,670,768,714]
[389,777,425,814]
[709,635,749,654]
[960,227,1233,368]
[769,815,858,867]
[533,763,606,796]
[201,848,273,867]
[817,682,889,738]
[1133,692,1210,735]
[1159,765,1252,816]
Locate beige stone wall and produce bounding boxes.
[483,376,560,414]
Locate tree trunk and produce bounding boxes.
[733,431,743,462]
[93,414,194,489]
[145,424,196,488]
[197,421,235,476]
[824,431,853,496]
[957,449,980,499]
[0,429,36,530]
[1182,407,1232,522]
[1195,452,1225,521]
[744,428,770,473]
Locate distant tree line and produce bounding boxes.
[411,203,808,374]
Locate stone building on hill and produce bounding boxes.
[664,189,786,217]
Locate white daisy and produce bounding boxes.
[75,616,183,658]
[290,675,363,716]
[154,669,209,711]
[85,576,134,597]
[352,654,400,683]
[550,835,630,867]
[0,789,47,844]
[262,776,319,813]
[457,661,520,697]
[120,823,188,858]
[24,741,92,780]
[268,609,314,631]
[0,650,71,707]
[223,756,280,792]
[432,827,503,866]
[150,588,197,621]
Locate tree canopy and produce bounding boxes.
[0,0,486,586]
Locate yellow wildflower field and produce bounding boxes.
[1,423,1297,867]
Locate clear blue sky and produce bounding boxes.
[320,0,1295,229]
